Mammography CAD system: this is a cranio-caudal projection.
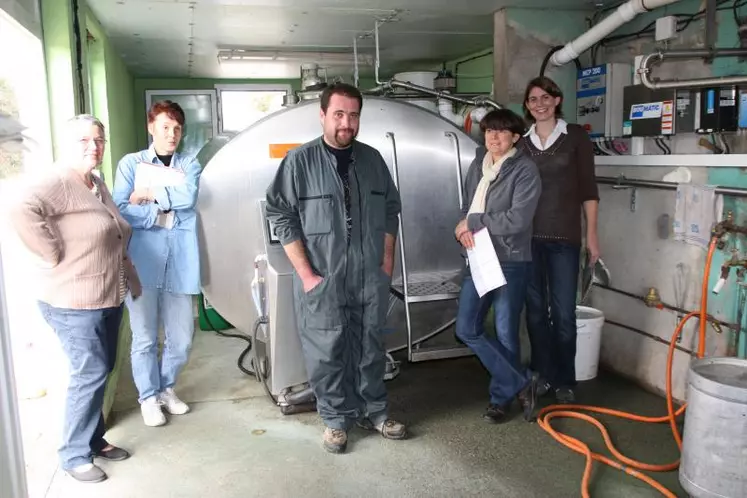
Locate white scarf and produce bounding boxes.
[467,147,517,214]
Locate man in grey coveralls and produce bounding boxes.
[265,83,407,453]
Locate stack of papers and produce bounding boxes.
[467,228,507,297]
[136,161,182,230]
[135,161,185,190]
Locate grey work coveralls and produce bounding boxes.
[265,137,401,430]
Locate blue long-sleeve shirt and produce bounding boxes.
[112,146,202,295]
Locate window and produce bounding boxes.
[216,84,291,133]
[0,9,52,178]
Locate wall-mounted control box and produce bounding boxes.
[695,87,739,133]
[576,63,631,138]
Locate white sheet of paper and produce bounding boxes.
[155,211,175,230]
[135,161,184,190]
[467,228,507,297]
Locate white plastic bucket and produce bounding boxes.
[575,306,605,381]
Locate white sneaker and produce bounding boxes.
[141,396,166,427]
[159,388,190,415]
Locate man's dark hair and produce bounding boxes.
[479,109,527,136]
[522,76,564,122]
[320,83,363,113]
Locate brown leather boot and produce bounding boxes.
[322,427,347,453]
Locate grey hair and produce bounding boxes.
[67,114,106,134]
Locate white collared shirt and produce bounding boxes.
[526,119,568,151]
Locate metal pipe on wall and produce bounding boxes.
[640,49,747,89]
[550,0,683,67]
[387,80,502,109]
[353,36,359,88]
[597,175,747,198]
[596,284,740,331]
[374,21,382,84]
[606,319,694,354]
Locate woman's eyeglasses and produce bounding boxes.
[79,138,107,148]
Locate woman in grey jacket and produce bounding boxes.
[453,109,542,423]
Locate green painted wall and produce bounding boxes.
[449,49,494,95]
[40,0,78,159]
[85,8,135,185]
[433,48,494,95]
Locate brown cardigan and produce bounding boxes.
[518,123,599,245]
[11,167,141,310]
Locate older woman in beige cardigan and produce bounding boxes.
[11,115,141,484]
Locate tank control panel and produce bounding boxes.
[258,200,294,275]
[258,200,281,246]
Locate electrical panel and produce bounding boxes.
[694,87,739,133]
[675,90,696,133]
[576,63,631,138]
[739,89,747,128]
[695,87,738,133]
[622,85,677,137]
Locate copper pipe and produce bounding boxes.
[596,284,739,332]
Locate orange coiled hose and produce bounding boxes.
[537,237,718,498]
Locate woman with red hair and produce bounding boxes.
[113,101,203,427]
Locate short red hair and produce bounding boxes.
[148,100,185,126]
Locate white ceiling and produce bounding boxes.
[87,0,597,80]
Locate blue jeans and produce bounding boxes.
[126,289,194,402]
[455,262,532,406]
[525,240,581,389]
[37,301,123,470]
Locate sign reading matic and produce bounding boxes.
[630,102,663,120]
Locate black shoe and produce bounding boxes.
[483,404,510,424]
[94,445,131,461]
[536,378,553,397]
[517,376,539,422]
[66,464,107,483]
[555,387,575,404]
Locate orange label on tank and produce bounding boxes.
[269,143,302,159]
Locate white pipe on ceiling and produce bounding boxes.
[550,0,683,67]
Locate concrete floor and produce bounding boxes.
[38,329,687,498]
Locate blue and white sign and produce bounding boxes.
[578,65,607,78]
[630,102,663,120]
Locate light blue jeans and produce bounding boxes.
[126,289,194,402]
[37,301,123,470]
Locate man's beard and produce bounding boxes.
[333,128,356,147]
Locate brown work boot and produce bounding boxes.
[322,427,347,454]
[357,418,407,440]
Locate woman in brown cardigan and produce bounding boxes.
[11,114,141,484]
[519,77,600,405]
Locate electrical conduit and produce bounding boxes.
[537,237,718,498]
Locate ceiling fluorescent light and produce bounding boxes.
[217,49,373,66]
